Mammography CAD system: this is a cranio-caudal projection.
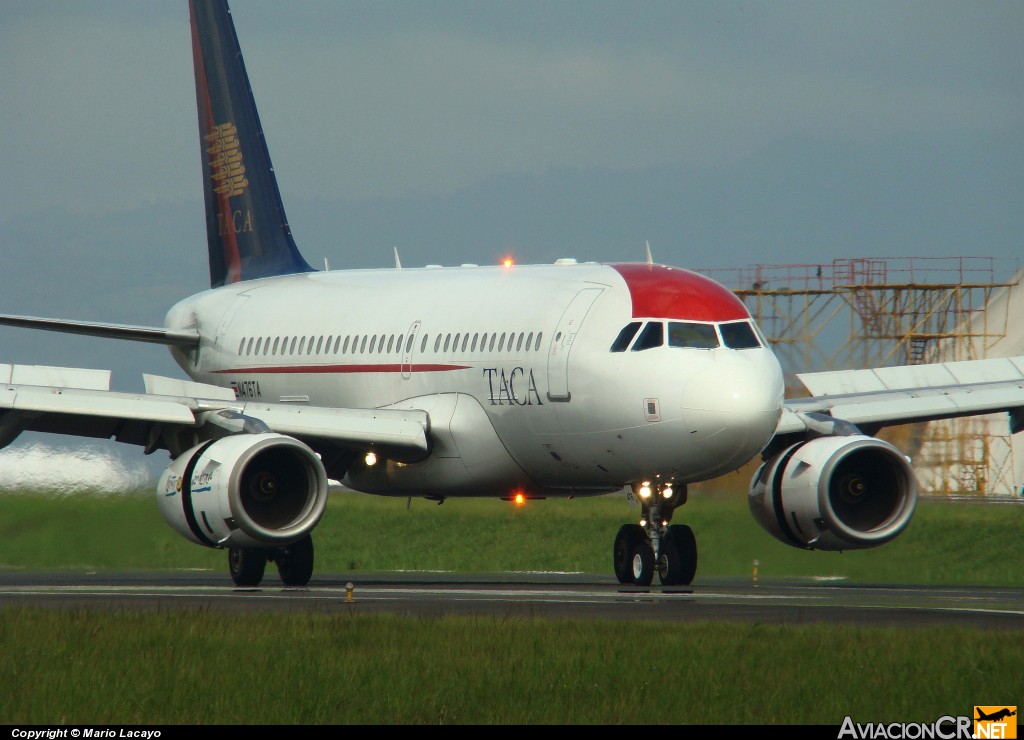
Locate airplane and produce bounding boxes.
[977,709,1017,723]
[4,0,1024,588]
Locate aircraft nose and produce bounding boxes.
[681,352,783,467]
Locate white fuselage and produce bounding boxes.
[164,261,785,498]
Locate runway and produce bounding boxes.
[1,571,1023,629]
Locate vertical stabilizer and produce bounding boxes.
[190,0,314,288]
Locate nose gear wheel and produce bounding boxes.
[613,482,696,586]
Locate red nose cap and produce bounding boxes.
[612,263,749,321]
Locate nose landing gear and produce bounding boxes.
[613,481,697,586]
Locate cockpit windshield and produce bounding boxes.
[611,319,763,352]
[719,320,761,349]
[668,322,719,349]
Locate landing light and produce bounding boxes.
[364,451,378,467]
[663,485,673,499]
[638,482,652,499]
[513,492,526,506]
[503,257,514,268]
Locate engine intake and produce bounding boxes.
[749,434,918,551]
[157,433,328,549]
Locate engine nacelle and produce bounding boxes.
[749,434,918,551]
[157,433,328,549]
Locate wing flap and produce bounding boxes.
[827,386,1024,427]
[0,387,197,424]
[143,373,237,401]
[0,363,111,390]
[785,357,1024,434]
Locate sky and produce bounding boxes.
[0,0,1022,486]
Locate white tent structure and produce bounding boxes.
[915,267,1024,495]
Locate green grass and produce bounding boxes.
[1,487,1022,585]
[0,609,1020,725]
[1,487,1022,724]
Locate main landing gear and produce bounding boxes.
[613,481,696,587]
[227,533,315,587]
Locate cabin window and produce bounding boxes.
[453,333,461,352]
[360,336,368,353]
[396,334,403,353]
[406,335,414,353]
[254,337,263,355]
[342,336,350,354]
[481,333,490,352]
[421,334,429,353]
[720,321,762,349]
[498,333,506,352]
[270,337,279,355]
[316,336,324,354]
[668,322,719,350]
[489,334,497,352]
[298,337,306,355]
[369,335,377,353]
[632,322,663,351]
[535,332,543,351]
[516,333,524,352]
[434,334,442,352]
[525,332,533,352]
[461,334,470,352]
[443,334,452,352]
[333,336,341,353]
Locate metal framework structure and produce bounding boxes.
[700,256,1020,495]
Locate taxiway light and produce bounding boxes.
[364,451,378,467]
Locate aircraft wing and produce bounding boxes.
[0,364,430,461]
[777,356,1024,436]
[0,313,201,346]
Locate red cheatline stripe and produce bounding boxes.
[211,364,471,374]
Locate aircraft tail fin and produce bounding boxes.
[189,0,314,288]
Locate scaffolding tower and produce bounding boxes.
[699,256,1020,495]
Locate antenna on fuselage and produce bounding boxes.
[324,257,330,271]
[645,240,653,265]
[394,247,403,271]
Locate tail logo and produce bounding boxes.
[205,122,249,197]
